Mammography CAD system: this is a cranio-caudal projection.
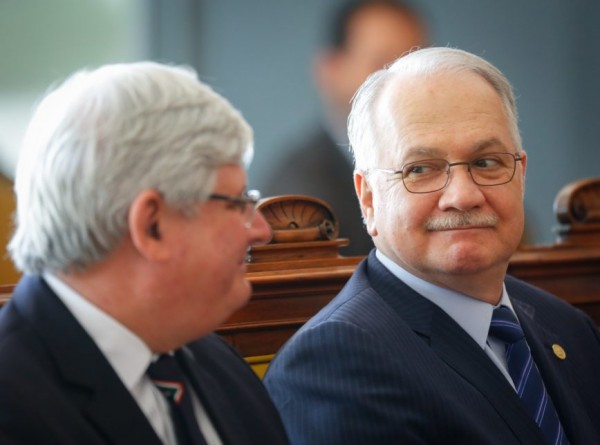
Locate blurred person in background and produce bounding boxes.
[262,0,428,256]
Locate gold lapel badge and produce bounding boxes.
[552,344,567,360]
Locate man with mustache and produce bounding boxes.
[264,47,600,444]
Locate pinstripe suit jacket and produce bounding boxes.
[264,251,600,444]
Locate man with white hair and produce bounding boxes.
[264,47,600,444]
[0,62,289,444]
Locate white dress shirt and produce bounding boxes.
[376,250,517,388]
[43,273,222,445]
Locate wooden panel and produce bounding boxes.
[218,264,359,356]
[0,285,13,307]
[0,174,20,284]
[2,182,600,362]
[216,185,600,357]
[509,247,600,313]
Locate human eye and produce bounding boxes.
[234,199,250,213]
[219,196,246,213]
[471,154,503,169]
[403,160,444,178]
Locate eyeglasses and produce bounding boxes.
[208,189,261,227]
[369,152,523,194]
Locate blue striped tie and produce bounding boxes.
[489,306,569,445]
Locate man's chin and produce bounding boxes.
[232,280,253,308]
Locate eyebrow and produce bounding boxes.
[472,137,509,152]
[401,138,510,162]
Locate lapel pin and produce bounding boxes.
[552,344,566,360]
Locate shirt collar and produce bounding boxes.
[43,272,153,390]
[375,250,514,349]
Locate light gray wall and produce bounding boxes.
[0,0,144,177]
[4,1,599,246]
[180,0,600,245]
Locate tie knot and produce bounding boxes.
[489,306,525,344]
[147,354,186,403]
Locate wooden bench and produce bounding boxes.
[2,179,599,376]
[217,179,600,374]
[0,285,12,307]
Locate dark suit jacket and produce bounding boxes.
[264,251,600,444]
[261,126,373,256]
[0,275,289,445]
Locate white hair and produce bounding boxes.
[348,47,522,170]
[9,61,253,274]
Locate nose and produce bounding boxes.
[248,210,272,246]
[438,164,485,211]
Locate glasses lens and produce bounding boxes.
[243,190,261,226]
[402,159,449,193]
[469,153,516,186]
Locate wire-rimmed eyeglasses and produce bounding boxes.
[368,152,523,194]
[208,189,261,227]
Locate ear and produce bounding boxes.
[519,150,528,178]
[517,150,528,196]
[354,170,378,237]
[128,189,170,261]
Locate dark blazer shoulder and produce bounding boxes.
[504,274,600,443]
[0,275,163,445]
[182,334,290,444]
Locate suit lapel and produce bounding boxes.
[366,254,546,444]
[509,285,594,444]
[429,309,546,444]
[176,346,249,445]
[13,275,162,445]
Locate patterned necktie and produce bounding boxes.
[489,306,569,445]
[147,354,208,445]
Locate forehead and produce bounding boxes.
[376,71,514,164]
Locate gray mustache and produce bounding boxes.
[425,212,499,231]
